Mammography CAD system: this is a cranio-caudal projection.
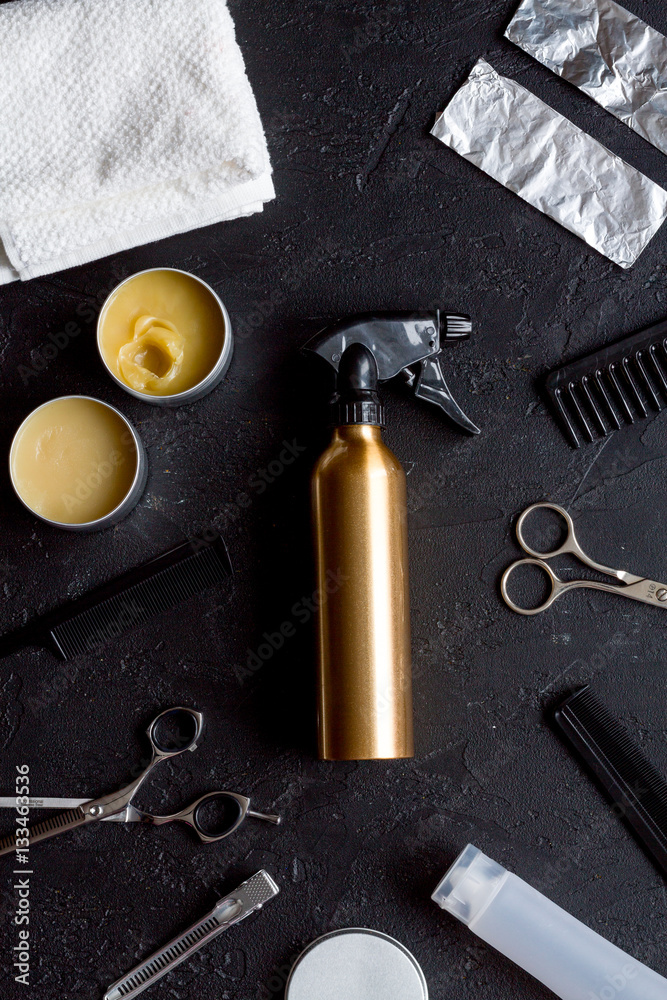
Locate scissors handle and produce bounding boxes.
[501,558,573,615]
[129,791,281,843]
[88,706,205,820]
[146,706,204,757]
[515,503,576,559]
[500,558,659,615]
[515,503,640,584]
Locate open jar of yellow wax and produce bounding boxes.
[97,268,232,405]
[9,396,147,531]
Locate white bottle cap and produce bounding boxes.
[431,843,508,925]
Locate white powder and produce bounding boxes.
[286,929,428,1000]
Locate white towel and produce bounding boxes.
[0,0,274,283]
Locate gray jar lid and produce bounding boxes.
[285,928,428,1000]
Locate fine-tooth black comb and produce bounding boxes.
[553,686,667,879]
[0,534,232,660]
[544,317,667,447]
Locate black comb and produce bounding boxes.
[544,317,667,447]
[0,534,232,660]
[553,686,667,878]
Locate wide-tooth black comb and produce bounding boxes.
[544,317,667,447]
[553,686,667,878]
[0,534,231,660]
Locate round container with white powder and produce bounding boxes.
[285,927,428,1000]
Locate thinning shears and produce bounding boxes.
[0,707,280,857]
[500,502,667,615]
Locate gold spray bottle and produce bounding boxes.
[304,313,479,761]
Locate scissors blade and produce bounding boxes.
[0,796,90,810]
[0,796,129,822]
[0,805,89,857]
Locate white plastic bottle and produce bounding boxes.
[432,844,667,1000]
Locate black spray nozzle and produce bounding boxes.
[333,343,385,426]
[302,311,480,435]
[338,342,378,393]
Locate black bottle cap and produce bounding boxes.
[331,343,385,426]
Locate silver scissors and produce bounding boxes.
[500,502,667,615]
[0,707,280,857]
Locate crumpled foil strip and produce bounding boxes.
[431,59,667,268]
[506,0,667,155]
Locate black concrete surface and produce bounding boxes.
[1,1,667,997]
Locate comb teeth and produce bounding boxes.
[554,686,667,877]
[545,319,667,447]
[50,541,230,659]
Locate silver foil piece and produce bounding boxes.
[431,59,667,268]
[506,0,667,154]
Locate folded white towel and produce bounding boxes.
[0,0,274,283]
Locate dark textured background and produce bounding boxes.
[1,1,667,997]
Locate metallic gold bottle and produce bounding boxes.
[311,343,413,760]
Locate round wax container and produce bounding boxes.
[9,396,147,532]
[97,268,233,406]
[285,928,428,1000]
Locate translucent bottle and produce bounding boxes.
[432,844,667,1000]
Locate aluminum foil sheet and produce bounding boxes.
[431,59,667,268]
[506,0,667,154]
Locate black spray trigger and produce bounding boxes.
[302,311,480,435]
[411,355,480,435]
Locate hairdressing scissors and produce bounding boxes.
[0,707,280,857]
[500,502,667,615]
